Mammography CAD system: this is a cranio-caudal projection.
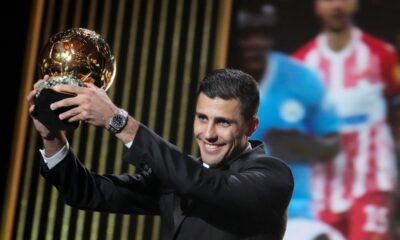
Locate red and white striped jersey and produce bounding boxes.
[294,28,400,213]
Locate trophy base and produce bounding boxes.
[34,89,79,131]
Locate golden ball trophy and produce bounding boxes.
[34,28,116,130]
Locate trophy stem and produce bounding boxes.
[34,89,80,131]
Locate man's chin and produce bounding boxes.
[201,155,222,167]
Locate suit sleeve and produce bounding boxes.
[125,124,294,219]
[40,150,160,215]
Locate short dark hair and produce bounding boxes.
[198,69,259,121]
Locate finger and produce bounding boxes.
[50,96,79,110]
[53,84,86,95]
[27,89,37,103]
[85,83,98,90]
[33,79,46,89]
[58,106,81,120]
[33,75,50,89]
[29,104,35,114]
[86,83,106,96]
[68,114,84,123]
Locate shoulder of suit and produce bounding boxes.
[236,147,291,172]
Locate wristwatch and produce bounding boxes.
[108,109,128,134]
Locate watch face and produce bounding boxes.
[109,109,128,134]
[113,114,125,127]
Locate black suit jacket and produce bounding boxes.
[41,125,294,240]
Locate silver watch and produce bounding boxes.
[108,109,128,134]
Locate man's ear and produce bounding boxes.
[247,116,259,136]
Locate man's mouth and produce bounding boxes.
[202,142,224,153]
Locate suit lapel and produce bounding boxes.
[173,195,185,231]
[172,195,195,238]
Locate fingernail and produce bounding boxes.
[50,104,54,110]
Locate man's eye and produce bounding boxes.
[219,121,230,127]
[197,115,207,121]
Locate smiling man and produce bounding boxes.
[28,69,293,239]
[195,94,248,167]
[194,73,261,168]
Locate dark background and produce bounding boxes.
[2,0,400,222]
[2,1,33,212]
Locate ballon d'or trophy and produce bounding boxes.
[34,28,116,131]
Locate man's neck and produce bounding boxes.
[230,142,252,161]
[324,26,352,52]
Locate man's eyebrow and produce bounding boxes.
[195,112,207,117]
[215,117,237,124]
[195,112,237,124]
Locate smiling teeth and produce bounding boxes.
[205,143,219,150]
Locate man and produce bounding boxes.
[28,69,293,239]
[294,0,400,239]
[235,4,339,221]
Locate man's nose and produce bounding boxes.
[204,123,217,141]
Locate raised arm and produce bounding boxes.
[40,149,160,215]
[29,80,159,215]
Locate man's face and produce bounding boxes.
[194,93,252,166]
[315,0,357,31]
[238,29,270,81]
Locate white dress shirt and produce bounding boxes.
[41,141,133,170]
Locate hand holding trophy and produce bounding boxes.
[34,28,115,131]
